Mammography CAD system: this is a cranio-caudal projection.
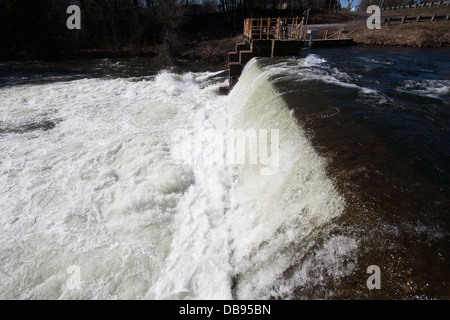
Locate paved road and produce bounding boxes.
[306,21,361,29]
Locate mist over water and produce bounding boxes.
[0,48,449,299]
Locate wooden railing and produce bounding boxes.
[244,17,306,40]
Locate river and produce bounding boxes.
[0,47,449,299]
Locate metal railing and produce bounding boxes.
[243,17,351,41]
[244,17,306,40]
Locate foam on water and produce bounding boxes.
[226,59,348,299]
[397,79,450,101]
[0,57,350,299]
[263,55,380,98]
[0,71,234,299]
[299,54,327,67]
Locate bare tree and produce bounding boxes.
[219,0,228,12]
[155,0,186,64]
[346,0,356,10]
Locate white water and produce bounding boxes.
[265,54,379,96]
[226,59,348,299]
[0,57,349,300]
[398,79,450,102]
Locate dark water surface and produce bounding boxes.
[0,48,448,299]
[0,57,222,88]
[259,47,449,299]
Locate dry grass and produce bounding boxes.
[382,5,450,17]
[179,35,244,67]
[178,10,450,66]
[351,20,450,47]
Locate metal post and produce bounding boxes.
[260,17,263,39]
[300,17,304,40]
[304,9,310,41]
[276,17,280,39]
[294,16,298,39]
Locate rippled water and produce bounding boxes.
[258,47,450,299]
[0,48,449,299]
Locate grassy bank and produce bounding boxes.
[381,5,450,17]
[351,20,450,47]
[179,35,243,68]
[351,5,450,47]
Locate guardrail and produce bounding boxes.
[383,0,450,10]
[384,13,450,23]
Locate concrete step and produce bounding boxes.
[228,52,239,63]
[228,62,244,89]
[236,41,251,53]
[229,76,239,88]
[239,50,255,66]
[229,62,243,77]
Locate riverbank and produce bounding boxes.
[351,20,450,47]
[2,13,448,67]
[177,16,450,68]
[178,35,243,68]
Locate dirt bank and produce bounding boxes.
[351,20,450,47]
[178,12,450,68]
[179,35,244,68]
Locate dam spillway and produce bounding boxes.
[228,17,355,88]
